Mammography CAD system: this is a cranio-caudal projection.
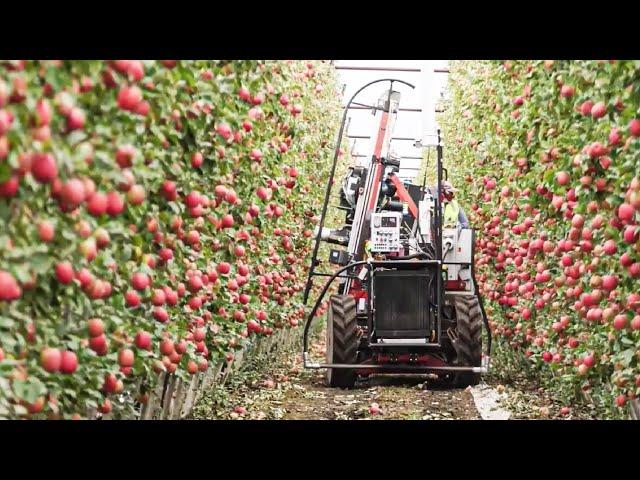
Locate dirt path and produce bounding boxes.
[191,333,481,420]
[191,329,607,420]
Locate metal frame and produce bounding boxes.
[335,66,422,72]
[304,362,487,373]
[303,78,415,305]
[301,77,490,374]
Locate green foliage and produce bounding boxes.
[0,60,342,419]
[440,60,640,417]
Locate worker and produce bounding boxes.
[431,180,470,229]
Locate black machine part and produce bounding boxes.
[325,295,358,388]
[450,295,483,386]
[372,269,434,339]
[329,249,350,266]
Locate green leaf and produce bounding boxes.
[12,264,32,284]
[64,388,77,399]
[13,378,47,404]
[132,235,144,247]
[620,348,635,366]
[30,253,54,275]
[620,336,635,346]
[168,202,180,214]
[121,244,132,261]
[0,203,10,222]
[0,163,11,183]
[0,317,15,329]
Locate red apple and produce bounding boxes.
[118,348,134,367]
[153,307,169,323]
[591,101,606,118]
[127,184,145,205]
[131,272,150,290]
[60,351,78,374]
[30,153,58,183]
[87,318,104,337]
[0,175,19,198]
[125,290,141,307]
[55,262,74,284]
[613,314,627,330]
[191,152,203,168]
[89,334,107,354]
[619,203,635,221]
[135,331,152,350]
[38,220,55,242]
[560,85,574,98]
[187,360,198,375]
[106,191,124,216]
[40,348,61,373]
[87,192,108,216]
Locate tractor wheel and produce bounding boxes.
[325,294,358,388]
[452,295,483,387]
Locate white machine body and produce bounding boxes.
[442,227,474,293]
[370,212,402,253]
[418,199,432,245]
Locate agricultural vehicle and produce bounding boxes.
[302,79,492,388]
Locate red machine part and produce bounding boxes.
[355,354,447,374]
[367,111,389,212]
[445,280,467,291]
[348,279,368,298]
[388,172,418,218]
[374,354,447,366]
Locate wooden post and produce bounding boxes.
[161,375,177,419]
[141,372,166,420]
[180,373,201,419]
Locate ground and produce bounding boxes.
[191,333,480,420]
[190,330,597,420]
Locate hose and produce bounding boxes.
[469,230,492,357]
[390,252,430,261]
[302,261,371,354]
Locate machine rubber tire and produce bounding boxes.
[452,295,483,387]
[325,295,358,388]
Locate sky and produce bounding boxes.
[334,60,450,182]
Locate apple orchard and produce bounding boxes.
[440,60,640,417]
[0,60,341,419]
[1,59,639,419]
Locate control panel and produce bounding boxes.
[370,212,402,252]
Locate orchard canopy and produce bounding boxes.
[440,60,640,417]
[0,60,342,419]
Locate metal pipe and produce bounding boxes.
[336,66,422,72]
[436,129,444,345]
[304,362,487,373]
[344,105,422,112]
[313,273,359,280]
[470,229,492,357]
[302,261,371,354]
[348,136,418,140]
[351,154,423,159]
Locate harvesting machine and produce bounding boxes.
[302,79,492,388]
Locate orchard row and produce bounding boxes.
[0,60,340,419]
[441,60,640,418]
